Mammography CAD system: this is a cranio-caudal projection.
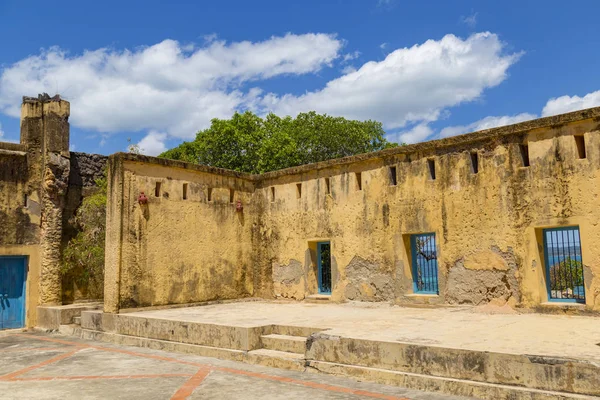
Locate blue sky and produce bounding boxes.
[0,0,599,156]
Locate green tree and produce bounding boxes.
[549,257,584,290]
[61,173,107,299]
[160,111,396,173]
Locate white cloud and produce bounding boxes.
[341,65,357,75]
[391,123,434,144]
[136,131,168,156]
[438,113,537,139]
[0,33,343,141]
[542,90,600,117]
[342,51,360,62]
[379,43,387,50]
[461,12,478,28]
[433,87,600,142]
[0,122,4,139]
[261,33,522,130]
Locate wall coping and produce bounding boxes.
[112,152,256,181]
[0,141,26,153]
[110,106,600,182]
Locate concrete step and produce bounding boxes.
[305,294,331,304]
[246,349,306,371]
[261,334,307,354]
[56,326,589,400]
[271,325,324,337]
[307,360,593,400]
[73,316,81,325]
[58,324,82,337]
[76,310,599,398]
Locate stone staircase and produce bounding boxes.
[54,310,600,399]
[247,327,311,371]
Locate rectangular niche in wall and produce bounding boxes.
[470,152,479,174]
[155,182,161,197]
[271,187,275,202]
[574,135,586,159]
[427,159,436,180]
[519,144,530,167]
[296,183,302,199]
[229,189,235,204]
[389,166,397,186]
[355,172,362,191]
[207,187,213,202]
[325,178,331,194]
[182,183,188,200]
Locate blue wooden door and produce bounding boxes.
[0,257,27,330]
[317,242,331,294]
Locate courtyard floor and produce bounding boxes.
[0,331,466,400]
[128,300,600,361]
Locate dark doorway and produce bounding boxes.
[317,242,331,294]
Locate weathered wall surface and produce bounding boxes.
[62,151,107,246]
[62,152,108,302]
[0,145,38,245]
[104,155,255,312]
[0,142,41,327]
[258,110,600,310]
[0,95,73,325]
[104,107,600,312]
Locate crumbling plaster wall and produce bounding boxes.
[104,155,255,312]
[104,108,600,312]
[258,114,600,310]
[0,95,72,326]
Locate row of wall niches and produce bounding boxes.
[267,135,590,201]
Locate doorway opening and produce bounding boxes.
[317,242,331,294]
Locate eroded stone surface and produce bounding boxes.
[344,256,394,302]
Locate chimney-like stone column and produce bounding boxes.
[21,94,71,305]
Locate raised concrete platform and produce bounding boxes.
[36,302,102,330]
[69,301,600,399]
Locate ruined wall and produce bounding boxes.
[104,154,255,312]
[62,152,108,302]
[63,151,108,242]
[0,95,73,325]
[0,142,41,327]
[258,110,600,310]
[0,144,37,245]
[104,107,600,313]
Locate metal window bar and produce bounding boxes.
[318,242,332,294]
[543,226,585,303]
[411,233,439,294]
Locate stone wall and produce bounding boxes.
[103,155,255,312]
[61,152,107,303]
[0,95,72,326]
[258,109,600,310]
[105,107,600,312]
[0,95,108,327]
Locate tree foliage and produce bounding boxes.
[61,173,107,299]
[549,257,584,290]
[160,111,396,173]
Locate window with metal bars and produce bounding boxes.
[543,226,585,303]
[410,233,439,294]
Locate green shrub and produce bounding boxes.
[61,173,106,299]
[549,257,583,290]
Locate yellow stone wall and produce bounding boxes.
[259,118,600,309]
[105,108,600,312]
[104,156,255,312]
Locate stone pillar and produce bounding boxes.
[103,155,124,313]
[21,94,71,305]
